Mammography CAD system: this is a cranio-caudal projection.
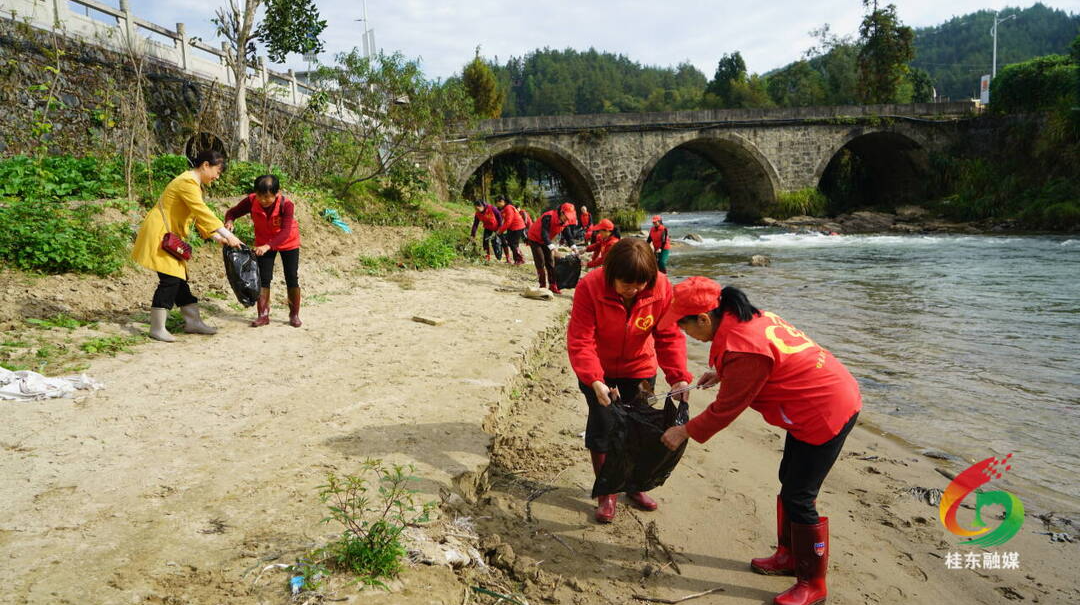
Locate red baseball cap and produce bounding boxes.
[595,218,614,231]
[659,276,723,328]
[651,215,662,223]
[560,202,578,225]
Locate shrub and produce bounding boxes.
[771,188,828,219]
[214,161,289,196]
[0,200,131,275]
[990,55,1077,115]
[316,461,433,588]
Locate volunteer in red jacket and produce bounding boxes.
[567,238,693,523]
[584,219,618,269]
[525,202,576,294]
[659,277,860,605]
[470,199,504,261]
[648,215,672,273]
[224,174,303,328]
[495,195,526,265]
[579,205,592,239]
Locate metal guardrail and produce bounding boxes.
[2,0,327,109]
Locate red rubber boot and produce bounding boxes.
[627,492,658,511]
[250,288,270,327]
[286,287,302,328]
[751,495,795,575]
[589,451,617,523]
[774,517,829,605]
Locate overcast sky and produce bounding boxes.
[124,1,1079,79]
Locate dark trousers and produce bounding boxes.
[482,228,503,257]
[257,248,300,288]
[779,412,859,524]
[152,272,197,309]
[528,240,556,286]
[504,229,524,262]
[578,376,656,452]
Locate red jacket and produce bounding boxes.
[567,269,692,387]
[580,210,592,230]
[471,203,503,236]
[585,235,618,268]
[225,194,300,250]
[499,204,525,232]
[649,224,670,251]
[527,209,569,245]
[686,311,862,446]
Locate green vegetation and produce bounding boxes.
[640,149,727,212]
[989,54,1077,114]
[462,48,505,118]
[79,335,144,356]
[0,198,132,275]
[25,314,95,330]
[315,461,433,588]
[400,227,471,270]
[772,188,829,219]
[857,1,915,104]
[610,208,647,233]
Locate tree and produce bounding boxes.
[705,52,747,106]
[462,48,505,118]
[857,1,915,104]
[908,67,935,102]
[315,50,475,196]
[767,60,827,106]
[212,0,327,160]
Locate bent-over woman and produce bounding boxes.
[131,150,241,342]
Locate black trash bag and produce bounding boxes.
[554,254,581,290]
[223,245,260,307]
[591,396,690,497]
[492,234,504,260]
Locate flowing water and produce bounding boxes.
[652,212,1080,512]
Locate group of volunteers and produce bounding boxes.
[471,197,675,294]
[132,150,305,342]
[567,237,861,605]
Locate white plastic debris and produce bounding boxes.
[0,368,103,401]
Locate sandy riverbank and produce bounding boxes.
[3,259,1076,604]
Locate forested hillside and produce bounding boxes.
[913,3,1080,100]
[480,3,1077,116]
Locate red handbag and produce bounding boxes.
[158,203,192,261]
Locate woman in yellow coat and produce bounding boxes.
[132,150,241,342]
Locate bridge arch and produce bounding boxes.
[814,128,933,208]
[455,138,601,209]
[631,132,781,223]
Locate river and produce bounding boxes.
[651,211,1080,512]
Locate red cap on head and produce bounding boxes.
[595,218,614,231]
[559,202,578,225]
[651,215,662,223]
[659,276,723,328]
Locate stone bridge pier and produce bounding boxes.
[448,103,976,222]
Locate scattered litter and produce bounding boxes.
[521,286,554,301]
[290,575,304,595]
[471,586,527,605]
[1034,531,1074,543]
[412,315,445,326]
[321,208,352,233]
[1,367,103,401]
[633,586,726,603]
[920,449,956,461]
[906,486,944,506]
[859,455,880,461]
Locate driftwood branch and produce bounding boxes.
[632,587,726,603]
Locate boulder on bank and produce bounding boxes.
[749,255,770,267]
[836,211,895,234]
[684,233,704,242]
[895,205,929,221]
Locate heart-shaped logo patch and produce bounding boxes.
[634,314,655,331]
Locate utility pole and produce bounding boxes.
[991,11,1017,78]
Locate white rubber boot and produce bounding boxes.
[180,303,217,335]
[148,307,176,342]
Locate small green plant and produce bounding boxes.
[25,314,95,330]
[0,200,132,276]
[315,460,434,588]
[356,255,398,276]
[79,335,144,356]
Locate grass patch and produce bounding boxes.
[610,208,647,232]
[356,255,399,276]
[399,226,472,270]
[770,188,828,219]
[25,314,96,330]
[79,335,145,356]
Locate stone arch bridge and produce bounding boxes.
[448,102,978,222]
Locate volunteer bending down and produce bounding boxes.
[659,277,860,605]
[567,239,693,523]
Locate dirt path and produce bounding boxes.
[468,323,1079,605]
[1,263,570,604]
